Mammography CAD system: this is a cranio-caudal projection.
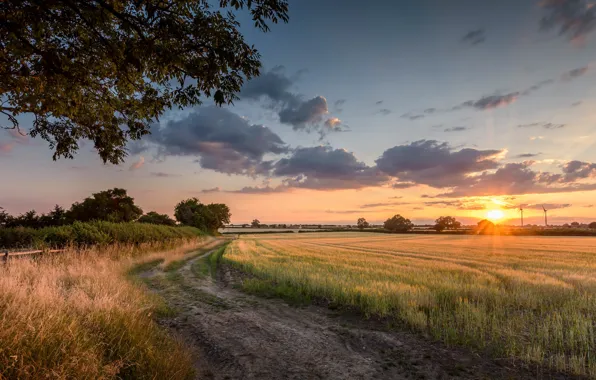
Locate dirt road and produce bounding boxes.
[141,244,575,380]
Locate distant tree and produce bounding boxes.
[434,216,462,232]
[570,221,580,228]
[7,210,40,228]
[38,205,69,227]
[589,222,596,229]
[357,218,369,230]
[251,219,261,228]
[138,211,176,226]
[383,214,414,232]
[174,198,231,233]
[0,207,11,228]
[1,0,289,164]
[477,219,495,234]
[68,188,142,222]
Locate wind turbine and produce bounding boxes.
[519,206,524,227]
[542,205,548,227]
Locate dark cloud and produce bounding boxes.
[150,172,180,178]
[424,200,486,211]
[563,66,590,79]
[375,100,384,105]
[390,196,404,199]
[572,101,583,107]
[378,109,392,116]
[229,185,289,194]
[273,146,390,190]
[444,126,469,132]
[515,153,542,158]
[461,29,486,45]
[200,187,221,193]
[279,96,329,130]
[392,182,417,189]
[334,99,346,112]
[140,107,289,176]
[459,92,519,110]
[401,113,425,120]
[439,161,596,197]
[540,0,596,42]
[375,140,503,188]
[324,117,343,130]
[240,65,298,105]
[360,201,410,209]
[518,122,566,129]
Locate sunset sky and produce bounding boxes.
[2,0,596,225]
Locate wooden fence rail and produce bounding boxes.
[2,249,66,263]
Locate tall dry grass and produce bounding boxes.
[0,237,213,379]
[226,233,596,378]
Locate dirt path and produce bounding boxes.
[142,245,576,380]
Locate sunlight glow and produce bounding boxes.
[487,209,505,222]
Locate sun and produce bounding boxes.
[487,209,505,222]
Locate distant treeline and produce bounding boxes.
[0,221,204,249]
[1,188,231,235]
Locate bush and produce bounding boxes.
[0,221,204,249]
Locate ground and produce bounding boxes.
[139,240,579,380]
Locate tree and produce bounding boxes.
[589,222,596,229]
[68,188,142,222]
[0,207,12,228]
[434,216,462,232]
[383,215,414,233]
[477,219,495,234]
[570,222,580,228]
[174,198,231,233]
[1,0,289,164]
[357,218,369,230]
[251,219,261,228]
[138,211,176,226]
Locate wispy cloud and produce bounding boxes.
[129,156,145,170]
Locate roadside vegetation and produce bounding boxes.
[0,235,220,379]
[224,232,596,378]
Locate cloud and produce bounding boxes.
[324,117,342,130]
[140,107,289,176]
[229,185,290,194]
[390,196,404,199]
[530,136,545,140]
[200,187,221,193]
[460,92,519,110]
[401,112,425,120]
[375,140,503,188]
[563,66,590,79]
[375,100,384,105]
[424,200,486,211]
[461,29,486,45]
[540,0,596,43]
[360,201,410,209]
[241,68,340,134]
[515,153,542,158]
[334,99,346,112]
[519,122,566,129]
[279,96,329,130]
[325,209,381,214]
[150,171,179,178]
[444,126,469,132]
[7,129,29,144]
[377,109,392,116]
[439,161,596,197]
[523,203,572,210]
[129,156,145,170]
[273,146,390,190]
[571,101,583,107]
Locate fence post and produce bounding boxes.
[3,250,8,264]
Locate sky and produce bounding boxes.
[2,0,596,225]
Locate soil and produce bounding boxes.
[141,245,582,380]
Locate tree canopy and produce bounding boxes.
[357,217,369,230]
[383,214,413,233]
[589,222,596,229]
[174,198,231,233]
[68,188,143,222]
[1,0,289,164]
[434,216,461,232]
[138,211,176,226]
[251,219,261,228]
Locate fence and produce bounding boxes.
[2,249,65,263]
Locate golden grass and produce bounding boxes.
[0,238,213,379]
[226,232,596,377]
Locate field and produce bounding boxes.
[224,232,596,377]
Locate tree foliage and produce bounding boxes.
[1,0,289,164]
[138,211,176,226]
[68,188,143,222]
[589,222,596,229]
[383,214,413,232]
[434,216,461,232]
[174,198,230,233]
[357,217,369,230]
[251,219,261,228]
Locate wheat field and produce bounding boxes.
[224,232,596,377]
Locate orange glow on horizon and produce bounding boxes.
[487,209,505,222]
